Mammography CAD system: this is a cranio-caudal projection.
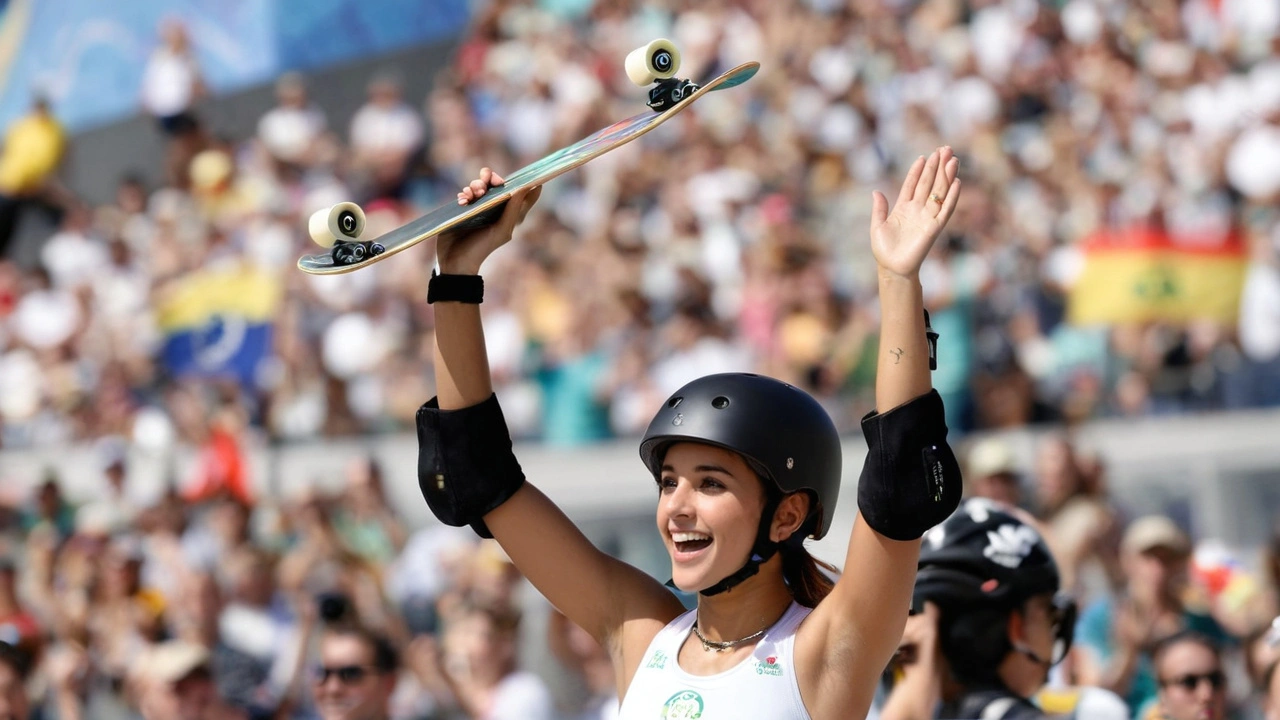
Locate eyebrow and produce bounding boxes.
[660,464,735,476]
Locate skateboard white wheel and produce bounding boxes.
[625,38,680,86]
[308,202,366,248]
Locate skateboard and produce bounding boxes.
[298,39,759,275]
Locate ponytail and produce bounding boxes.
[780,542,838,608]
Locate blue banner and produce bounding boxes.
[161,320,274,388]
[0,0,470,133]
[156,264,283,389]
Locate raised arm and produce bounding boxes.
[421,170,684,687]
[797,147,965,718]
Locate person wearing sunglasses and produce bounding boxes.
[312,627,398,720]
[1150,631,1228,720]
[877,498,1128,719]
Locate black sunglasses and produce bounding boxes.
[313,665,380,684]
[1161,671,1225,692]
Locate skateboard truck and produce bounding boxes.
[626,38,698,112]
[332,238,385,266]
[647,77,700,112]
[308,202,386,266]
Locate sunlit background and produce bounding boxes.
[0,0,1278,719]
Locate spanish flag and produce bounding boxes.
[155,264,281,387]
[1067,227,1248,326]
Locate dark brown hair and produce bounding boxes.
[780,542,838,608]
[324,626,399,674]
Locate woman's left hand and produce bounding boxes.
[870,146,961,280]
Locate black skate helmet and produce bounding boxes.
[914,497,1060,607]
[914,497,1075,667]
[640,373,842,594]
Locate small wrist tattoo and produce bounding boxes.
[890,348,904,364]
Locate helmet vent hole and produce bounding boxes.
[711,396,730,409]
[667,396,683,408]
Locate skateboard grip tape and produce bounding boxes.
[416,393,527,539]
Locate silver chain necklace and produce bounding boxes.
[691,620,767,653]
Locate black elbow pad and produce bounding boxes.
[416,394,526,539]
[856,389,962,541]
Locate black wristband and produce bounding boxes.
[428,271,484,304]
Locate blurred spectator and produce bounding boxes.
[348,72,423,202]
[0,557,40,667]
[312,625,398,720]
[141,18,205,135]
[1265,619,1280,720]
[964,436,1023,507]
[132,639,247,720]
[140,17,208,190]
[0,95,66,257]
[1244,619,1280,720]
[0,640,31,720]
[1033,435,1122,601]
[332,456,406,566]
[1150,631,1231,720]
[548,610,617,720]
[19,473,76,543]
[74,438,137,536]
[1076,516,1231,717]
[385,525,477,638]
[436,600,554,720]
[257,72,332,171]
[1257,532,1280,628]
[212,546,299,717]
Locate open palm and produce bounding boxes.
[870,146,961,279]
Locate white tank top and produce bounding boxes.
[616,601,813,720]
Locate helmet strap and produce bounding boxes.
[699,496,782,597]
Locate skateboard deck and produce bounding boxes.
[298,61,759,275]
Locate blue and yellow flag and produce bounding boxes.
[156,265,281,387]
[1068,227,1248,326]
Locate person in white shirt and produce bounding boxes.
[348,73,424,201]
[257,72,330,170]
[139,17,208,189]
[140,18,205,136]
[1233,226,1280,408]
[416,146,965,719]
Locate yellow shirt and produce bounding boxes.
[0,112,65,195]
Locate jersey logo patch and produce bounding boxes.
[646,650,668,670]
[661,690,704,719]
[755,655,783,676]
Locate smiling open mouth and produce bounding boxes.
[673,532,713,554]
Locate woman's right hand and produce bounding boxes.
[436,167,542,275]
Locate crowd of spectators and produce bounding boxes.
[2,0,1280,452]
[1,0,1280,718]
[1,423,1278,719]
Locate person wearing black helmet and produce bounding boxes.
[878,498,1128,720]
[416,146,964,720]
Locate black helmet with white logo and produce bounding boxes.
[639,372,842,540]
[915,497,1077,677]
[914,497,1060,608]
